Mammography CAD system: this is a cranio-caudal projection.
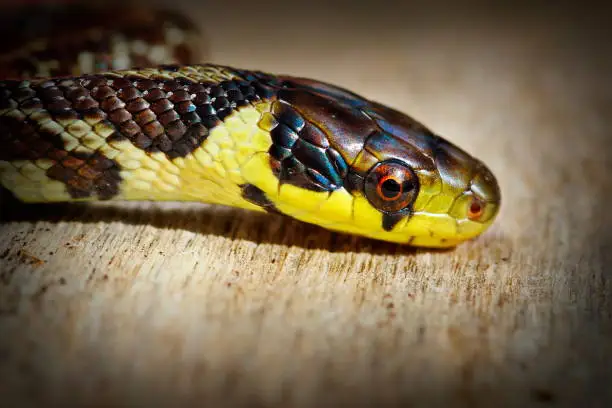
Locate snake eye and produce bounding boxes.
[364,160,419,213]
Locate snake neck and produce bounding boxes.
[97,101,275,211]
[0,65,278,214]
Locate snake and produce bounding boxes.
[0,1,501,248]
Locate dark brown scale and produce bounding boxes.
[240,184,280,214]
[62,156,86,169]
[70,177,95,195]
[172,100,192,114]
[173,143,192,157]
[84,109,106,123]
[91,85,115,100]
[55,110,79,123]
[48,149,68,161]
[192,92,211,106]
[66,87,90,102]
[299,121,329,148]
[136,80,157,92]
[143,121,165,139]
[110,78,133,90]
[162,80,183,93]
[158,110,181,126]
[95,171,122,200]
[188,123,209,140]
[119,120,140,137]
[88,155,115,170]
[150,99,174,115]
[108,109,131,124]
[82,78,107,90]
[133,133,152,150]
[74,97,99,111]
[188,83,208,93]
[133,109,156,126]
[100,96,125,112]
[117,87,141,102]
[125,98,150,113]
[166,120,187,140]
[169,90,191,103]
[177,103,197,116]
[155,134,173,152]
[144,88,166,102]
[77,165,100,180]
[46,165,77,185]
[38,88,64,106]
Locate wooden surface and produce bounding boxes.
[1,1,611,407]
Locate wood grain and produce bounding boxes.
[1,1,611,407]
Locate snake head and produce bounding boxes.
[241,71,501,247]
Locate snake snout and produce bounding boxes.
[469,162,501,220]
[442,152,501,240]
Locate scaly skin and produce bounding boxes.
[0,64,501,248]
[0,4,500,248]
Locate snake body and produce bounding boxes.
[0,2,501,248]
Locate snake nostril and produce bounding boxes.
[467,197,485,221]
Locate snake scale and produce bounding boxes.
[0,1,501,248]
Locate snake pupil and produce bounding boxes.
[364,160,419,213]
[381,179,401,198]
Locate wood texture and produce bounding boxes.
[1,1,611,407]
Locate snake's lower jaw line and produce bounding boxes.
[403,206,500,248]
